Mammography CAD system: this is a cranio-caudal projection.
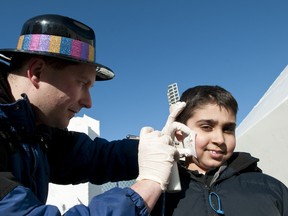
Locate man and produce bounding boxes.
[0,14,193,215]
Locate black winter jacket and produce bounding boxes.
[152,152,288,216]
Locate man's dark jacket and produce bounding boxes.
[0,63,149,216]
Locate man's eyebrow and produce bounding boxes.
[78,75,94,85]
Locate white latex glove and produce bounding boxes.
[162,101,187,138]
[136,127,177,191]
[162,101,197,158]
[176,131,197,158]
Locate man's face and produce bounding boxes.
[35,62,96,129]
[185,104,236,173]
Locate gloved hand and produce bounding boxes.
[162,101,187,137]
[136,126,177,191]
[162,101,197,158]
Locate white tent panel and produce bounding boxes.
[237,65,288,136]
[236,65,288,186]
[236,101,288,186]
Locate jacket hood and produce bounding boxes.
[221,152,261,180]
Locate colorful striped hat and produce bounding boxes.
[0,14,114,81]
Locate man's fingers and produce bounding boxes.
[161,122,197,158]
[169,101,186,117]
[165,102,186,125]
[163,122,192,137]
[140,127,154,136]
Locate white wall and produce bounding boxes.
[46,115,102,214]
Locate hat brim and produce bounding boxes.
[0,49,115,81]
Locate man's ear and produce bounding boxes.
[27,58,46,88]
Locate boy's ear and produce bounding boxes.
[175,131,184,142]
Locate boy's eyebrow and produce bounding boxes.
[196,119,217,125]
[223,121,237,128]
[196,119,236,127]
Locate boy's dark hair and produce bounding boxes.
[176,85,238,124]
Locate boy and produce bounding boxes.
[152,85,288,216]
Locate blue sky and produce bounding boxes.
[1,1,288,140]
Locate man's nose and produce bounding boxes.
[80,92,92,108]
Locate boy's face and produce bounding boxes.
[34,62,96,129]
[185,103,236,173]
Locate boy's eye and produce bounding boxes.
[201,125,213,131]
[223,125,236,134]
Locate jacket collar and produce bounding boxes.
[180,152,261,185]
[0,94,37,133]
[226,151,261,174]
[0,66,13,104]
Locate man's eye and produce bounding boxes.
[79,80,88,86]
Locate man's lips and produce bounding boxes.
[69,109,78,114]
[68,109,78,118]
